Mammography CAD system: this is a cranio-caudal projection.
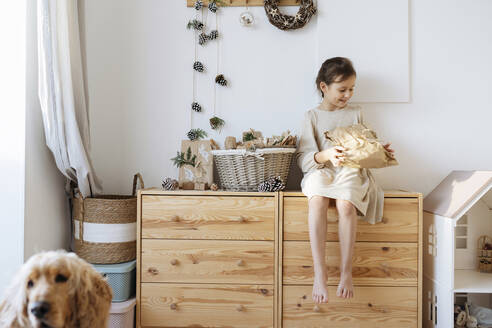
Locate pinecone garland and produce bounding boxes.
[208,1,218,13]
[215,74,227,86]
[258,176,286,192]
[191,102,202,112]
[162,178,179,191]
[187,19,204,31]
[193,61,204,72]
[198,32,208,45]
[208,30,219,40]
[194,0,203,10]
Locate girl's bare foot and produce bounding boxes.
[312,273,328,303]
[336,272,354,299]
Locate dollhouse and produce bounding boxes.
[423,171,492,327]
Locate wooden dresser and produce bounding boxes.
[137,190,422,328]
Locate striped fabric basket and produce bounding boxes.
[211,148,296,192]
[72,174,144,264]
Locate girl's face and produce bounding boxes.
[320,74,356,110]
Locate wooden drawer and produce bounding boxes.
[283,241,418,286]
[142,195,275,240]
[282,285,417,328]
[283,197,419,242]
[142,239,274,284]
[140,283,274,327]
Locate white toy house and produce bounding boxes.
[423,171,492,327]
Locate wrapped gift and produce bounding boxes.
[324,124,398,169]
[178,140,216,190]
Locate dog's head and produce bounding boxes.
[0,250,112,328]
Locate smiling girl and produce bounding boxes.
[297,57,393,304]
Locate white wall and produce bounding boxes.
[24,0,70,261]
[82,0,492,196]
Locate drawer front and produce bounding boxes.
[142,196,275,240]
[141,283,274,327]
[142,239,274,284]
[282,285,417,328]
[283,241,418,286]
[283,197,419,242]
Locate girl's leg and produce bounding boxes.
[308,196,330,303]
[335,199,357,299]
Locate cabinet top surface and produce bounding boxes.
[139,188,421,198]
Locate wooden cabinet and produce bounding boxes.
[279,191,422,328]
[137,191,279,328]
[137,190,422,328]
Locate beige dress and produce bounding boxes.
[296,104,384,224]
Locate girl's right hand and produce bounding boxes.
[315,146,346,167]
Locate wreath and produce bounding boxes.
[264,0,316,31]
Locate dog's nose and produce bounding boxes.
[31,301,50,319]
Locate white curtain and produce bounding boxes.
[37,0,101,197]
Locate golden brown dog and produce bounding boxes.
[0,250,112,328]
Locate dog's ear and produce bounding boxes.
[0,266,30,327]
[70,255,112,327]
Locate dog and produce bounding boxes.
[0,250,112,328]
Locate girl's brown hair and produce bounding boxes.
[316,57,356,98]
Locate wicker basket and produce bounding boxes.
[211,148,296,191]
[478,235,492,273]
[72,173,144,264]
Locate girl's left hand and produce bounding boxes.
[383,142,394,153]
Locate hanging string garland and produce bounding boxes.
[210,6,225,131]
[264,0,316,31]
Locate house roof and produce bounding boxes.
[423,171,492,220]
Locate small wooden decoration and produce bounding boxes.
[194,182,208,190]
[186,0,302,7]
[225,136,237,150]
[478,235,492,273]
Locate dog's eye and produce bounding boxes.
[27,280,34,288]
[55,274,68,283]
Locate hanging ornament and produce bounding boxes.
[187,19,204,31]
[187,128,208,141]
[198,32,208,45]
[239,11,255,26]
[239,0,255,27]
[208,0,218,13]
[194,0,203,10]
[215,74,227,86]
[191,102,202,112]
[209,116,225,130]
[264,0,316,31]
[193,61,204,72]
[208,30,219,40]
[162,178,179,191]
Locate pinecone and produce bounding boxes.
[208,1,218,13]
[199,33,208,45]
[187,128,207,141]
[194,0,203,10]
[193,61,204,72]
[191,102,202,112]
[208,30,219,40]
[187,19,204,31]
[258,176,286,192]
[210,183,219,191]
[215,74,227,86]
[162,178,179,191]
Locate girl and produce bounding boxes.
[297,57,394,304]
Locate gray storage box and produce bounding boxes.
[93,260,136,302]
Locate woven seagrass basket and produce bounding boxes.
[72,173,144,264]
[211,148,296,191]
